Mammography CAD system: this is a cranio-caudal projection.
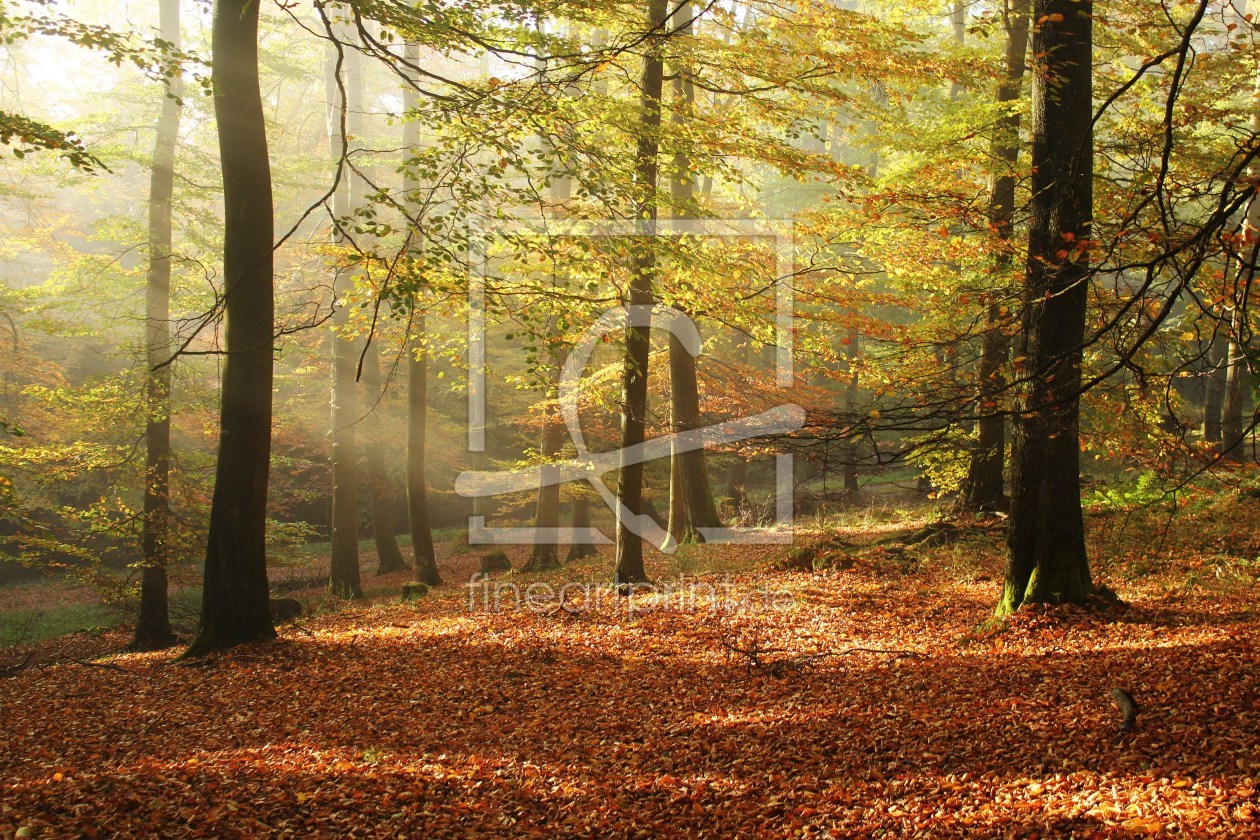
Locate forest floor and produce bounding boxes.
[0,496,1258,837]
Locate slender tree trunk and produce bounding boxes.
[841,337,861,494]
[1222,325,1247,461]
[399,43,440,586]
[1203,332,1226,443]
[134,0,182,651]
[525,351,566,571]
[614,0,667,590]
[327,30,362,599]
[526,101,574,571]
[362,337,406,573]
[185,0,275,657]
[960,0,1029,513]
[999,0,1093,615]
[723,456,748,511]
[1222,71,1260,461]
[566,496,598,562]
[407,314,441,585]
[665,1,719,546]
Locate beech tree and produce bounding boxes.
[613,0,668,590]
[1000,0,1095,614]
[327,27,363,599]
[185,0,276,656]
[131,0,181,652]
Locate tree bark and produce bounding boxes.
[185,0,275,656]
[999,0,1094,615]
[406,311,440,585]
[566,496,598,562]
[1222,69,1260,461]
[402,44,441,586]
[960,0,1029,513]
[363,337,406,574]
[133,0,181,652]
[614,0,667,590]
[1221,326,1247,461]
[525,353,566,571]
[327,29,362,599]
[665,1,720,546]
[1203,332,1226,443]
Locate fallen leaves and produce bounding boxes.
[0,528,1257,837]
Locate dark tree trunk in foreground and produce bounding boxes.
[133,0,182,652]
[999,0,1094,615]
[614,0,667,589]
[327,32,361,599]
[185,0,275,656]
[960,0,1029,513]
[363,338,406,574]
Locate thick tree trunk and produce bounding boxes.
[999,0,1094,615]
[614,0,667,590]
[327,31,362,599]
[134,0,181,652]
[185,0,275,657]
[363,337,406,574]
[960,0,1028,513]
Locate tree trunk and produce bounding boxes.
[327,30,361,599]
[185,0,275,656]
[665,2,720,546]
[566,496,598,562]
[525,356,566,571]
[363,337,406,574]
[723,456,748,512]
[614,0,666,590]
[960,0,1029,513]
[1222,327,1247,461]
[1203,332,1226,443]
[400,43,440,586]
[526,102,574,571]
[133,0,181,652]
[406,311,441,585]
[1222,71,1260,461]
[999,0,1093,615]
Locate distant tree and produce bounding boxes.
[958,0,1029,513]
[402,42,441,588]
[326,27,363,599]
[132,0,182,652]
